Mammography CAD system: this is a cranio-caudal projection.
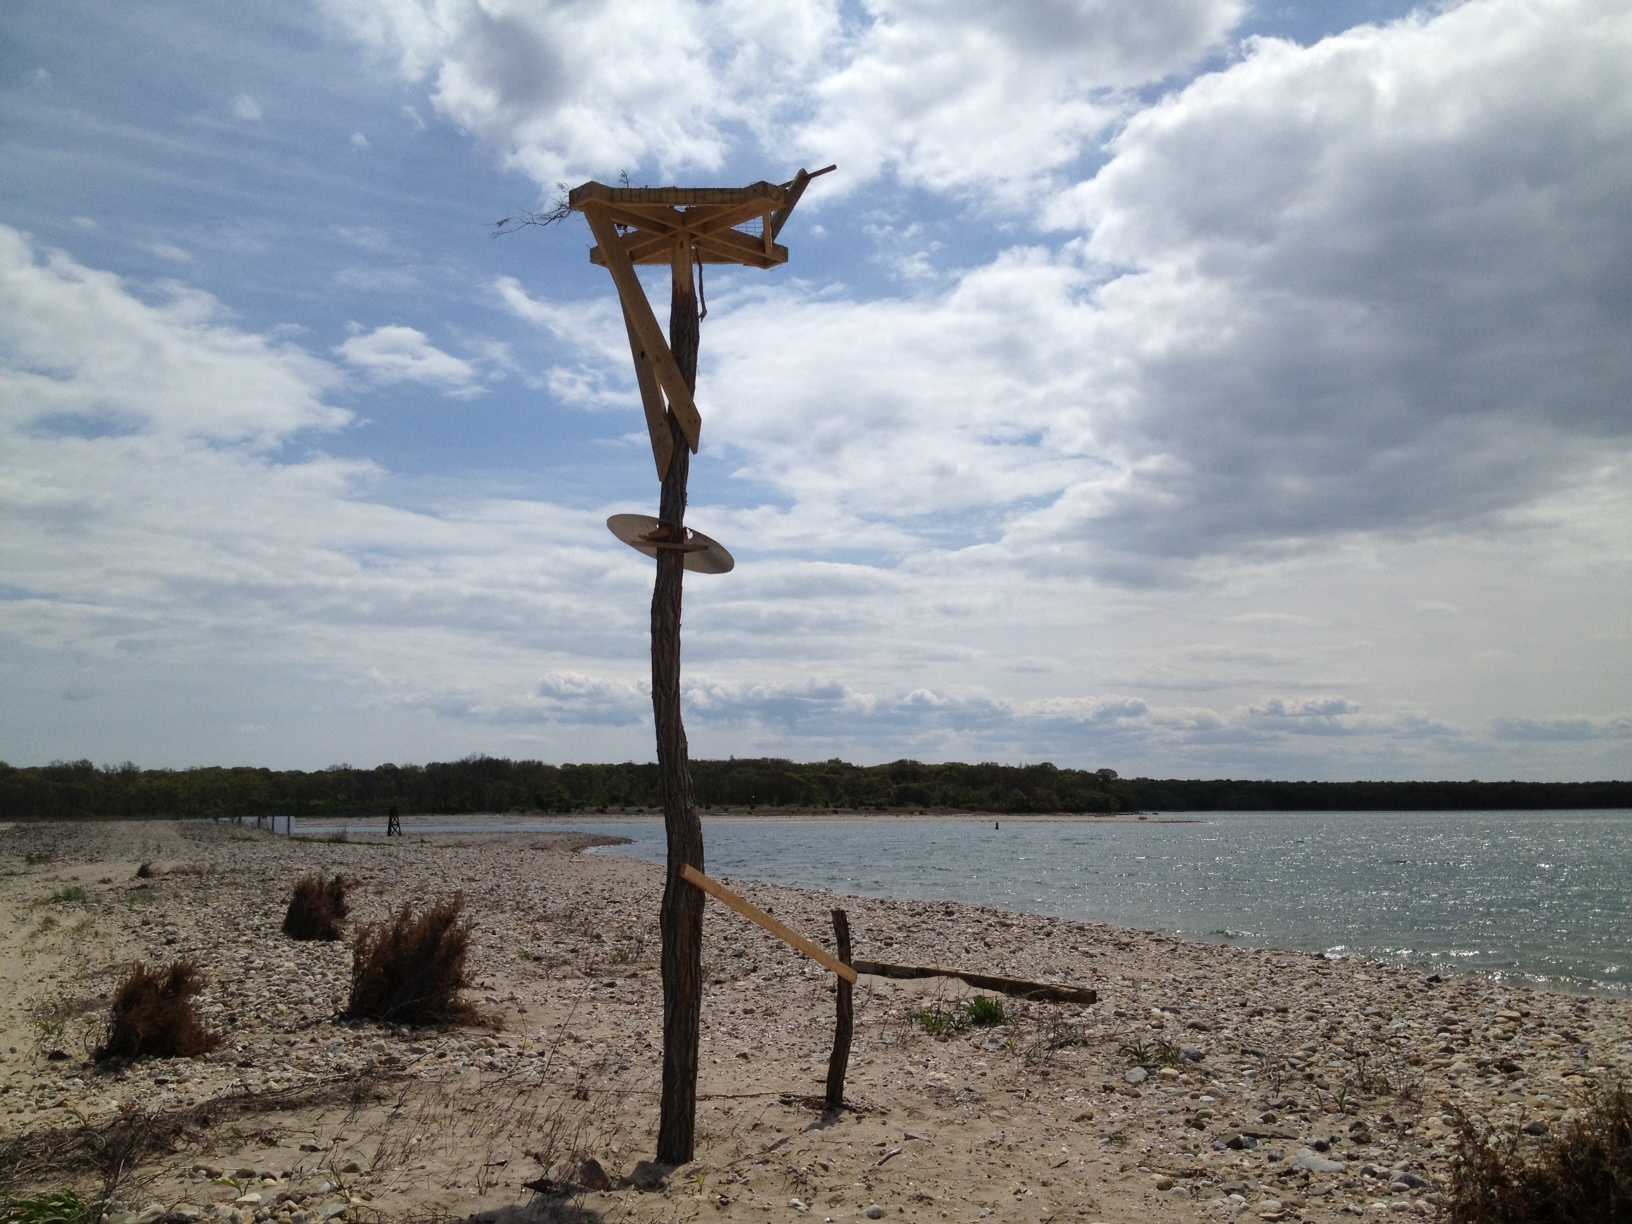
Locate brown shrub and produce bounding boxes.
[1447,1083,1632,1224]
[95,960,219,1061]
[134,862,157,879]
[346,895,475,1025]
[282,873,351,941]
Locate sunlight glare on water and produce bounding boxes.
[578,809,1632,997]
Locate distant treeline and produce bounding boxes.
[1,757,1627,820]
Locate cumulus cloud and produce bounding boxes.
[1492,714,1632,742]
[0,227,346,448]
[0,226,645,747]
[795,0,1242,202]
[321,0,1239,200]
[334,323,484,394]
[620,0,1632,576]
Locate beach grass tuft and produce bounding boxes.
[911,996,1009,1037]
[95,960,219,1061]
[1447,1081,1632,1224]
[346,895,475,1026]
[1,1189,96,1224]
[281,873,352,941]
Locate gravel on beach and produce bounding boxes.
[2,818,1629,1224]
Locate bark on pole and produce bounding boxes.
[656,241,704,1165]
[826,908,854,1109]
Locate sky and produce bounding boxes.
[2,0,1629,780]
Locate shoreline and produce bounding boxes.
[3,819,1630,1224]
[289,813,1626,1003]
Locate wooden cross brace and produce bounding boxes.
[568,168,833,479]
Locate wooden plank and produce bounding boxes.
[571,181,785,209]
[611,198,789,265]
[622,300,673,480]
[849,959,1096,1005]
[693,226,788,267]
[681,864,859,983]
[581,203,701,452]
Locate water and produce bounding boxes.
[570,810,1632,997]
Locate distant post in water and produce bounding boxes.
[567,167,832,1163]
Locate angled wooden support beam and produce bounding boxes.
[580,202,702,451]
[621,300,675,480]
[771,164,837,239]
[681,864,859,983]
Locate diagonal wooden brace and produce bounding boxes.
[621,300,675,480]
[581,202,702,452]
[681,864,858,983]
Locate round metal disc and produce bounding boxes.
[607,514,735,575]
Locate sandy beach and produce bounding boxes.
[3,818,1629,1224]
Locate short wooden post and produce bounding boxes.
[825,908,853,1109]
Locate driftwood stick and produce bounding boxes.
[850,960,1096,1005]
[825,909,853,1110]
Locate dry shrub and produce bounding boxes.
[282,873,351,941]
[347,896,475,1025]
[134,862,156,879]
[95,961,219,1061]
[1447,1083,1632,1224]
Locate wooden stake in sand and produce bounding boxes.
[826,909,854,1109]
[567,169,833,1164]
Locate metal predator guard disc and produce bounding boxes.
[607,513,735,575]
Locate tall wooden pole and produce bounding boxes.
[656,240,704,1164]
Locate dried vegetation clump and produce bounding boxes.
[1447,1082,1632,1224]
[346,895,475,1025]
[94,960,219,1061]
[281,872,351,941]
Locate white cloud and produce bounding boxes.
[794,0,1243,203]
[321,0,1239,202]
[0,228,346,448]
[636,0,1632,577]
[7,1,1632,780]
[232,93,263,121]
[334,323,484,395]
[0,225,657,764]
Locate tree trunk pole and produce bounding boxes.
[825,908,854,1110]
[656,241,703,1165]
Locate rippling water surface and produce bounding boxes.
[567,810,1632,997]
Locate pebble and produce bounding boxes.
[1124,1067,1147,1084]
[1293,1152,1345,1174]
[864,1207,885,1220]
